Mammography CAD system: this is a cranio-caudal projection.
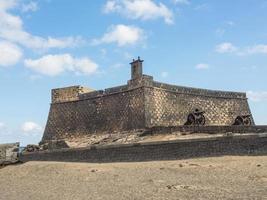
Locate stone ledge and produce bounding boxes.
[153,81,246,99]
[144,125,267,135]
[24,132,267,155]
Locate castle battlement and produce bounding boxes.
[52,86,94,103]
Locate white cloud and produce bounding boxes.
[103,0,121,13]
[24,54,98,76]
[0,40,23,67]
[21,1,38,12]
[215,42,237,53]
[0,0,81,50]
[21,121,43,136]
[103,0,174,24]
[172,0,190,5]
[92,24,145,46]
[247,91,267,102]
[0,0,17,10]
[216,42,267,56]
[246,45,267,55]
[195,63,209,70]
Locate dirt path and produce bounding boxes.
[0,156,266,200]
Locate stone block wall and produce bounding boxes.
[144,82,253,127]
[42,87,145,142]
[21,134,267,163]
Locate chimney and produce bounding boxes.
[130,56,143,79]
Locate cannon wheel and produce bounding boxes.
[185,113,195,125]
[233,116,243,125]
[199,114,205,125]
[243,117,252,126]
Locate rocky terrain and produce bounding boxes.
[0,156,266,200]
[62,131,240,148]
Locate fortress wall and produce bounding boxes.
[42,72,255,143]
[144,83,253,127]
[42,87,145,142]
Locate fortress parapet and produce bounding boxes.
[52,86,94,103]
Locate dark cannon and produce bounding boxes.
[233,115,252,126]
[184,109,206,126]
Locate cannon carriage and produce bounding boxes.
[184,109,206,126]
[233,115,252,126]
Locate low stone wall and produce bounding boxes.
[0,143,19,165]
[144,125,267,135]
[20,134,267,163]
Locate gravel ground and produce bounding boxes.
[0,156,266,200]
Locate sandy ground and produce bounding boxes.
[0,156,267,200]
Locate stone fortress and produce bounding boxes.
[42,57,254,144]
[1,57,266,164]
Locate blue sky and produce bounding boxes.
[0,0,267,145]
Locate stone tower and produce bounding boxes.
[130,56,143,79]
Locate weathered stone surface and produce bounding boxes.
[40,140,69,150]
[0,143,19,165]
